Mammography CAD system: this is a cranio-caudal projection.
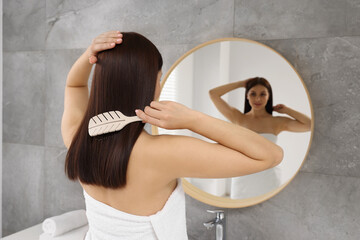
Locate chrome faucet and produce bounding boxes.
[203,210,226,240]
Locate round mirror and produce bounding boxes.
[153,38,314,208]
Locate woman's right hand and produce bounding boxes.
[135,101,198,130]
[86,30,123,64]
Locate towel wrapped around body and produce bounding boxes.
[83,178,188,240]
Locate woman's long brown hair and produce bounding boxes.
[65,32,163,189]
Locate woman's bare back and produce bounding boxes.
[80,130,178,216]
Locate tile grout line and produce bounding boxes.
[3,33,360,54]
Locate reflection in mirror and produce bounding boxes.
[157,39,313,204]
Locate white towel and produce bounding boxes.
[39,224,89,240]
[42,210,88,237]
[83,178,188,240]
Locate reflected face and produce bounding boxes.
[154,70,162,100]
[247,84,269,109]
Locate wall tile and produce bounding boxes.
[3,0,46,51]
[2,143,45,236]
[43,147,85,217]
[234,0,348,40]
[45,0,234,49]
[260,36,360,178]
[346,0,360,35]
[46,0,99,20]
[227,172,360,240]
[3,51,45,146]
[157,44,197,79]
[44,49,86,148]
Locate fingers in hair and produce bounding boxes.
[144,106,162,119]
[93,37,122,44]
[135,109,161,126]
[150,101,166,110]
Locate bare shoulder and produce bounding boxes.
[130,131,193,185]
[132,132,193,174]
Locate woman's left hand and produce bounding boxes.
[273,104,288,113]
[87,30,123,64]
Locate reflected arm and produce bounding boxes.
[278,107,312,132]
[209,80,247,97]
[208,80,247,123]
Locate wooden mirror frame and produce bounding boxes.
[152,38,315,208]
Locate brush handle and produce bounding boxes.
[126,116,142,123]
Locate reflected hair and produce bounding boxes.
[244,77,273,115]
[65,32,163,189]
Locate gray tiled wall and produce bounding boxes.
[2,0,360,239]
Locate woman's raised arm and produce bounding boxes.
[135,101,284,181]
[208,80,248,124]
[61,31,123,148]
[273,104,312,133]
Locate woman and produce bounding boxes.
[61,31,283,240]
[209,77,311,199]
[209,77,311,136]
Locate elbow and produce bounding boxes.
[272,146,284,167]
[209,90,220,102]
[63,138,71,150]
[209,89,214,98]
[61,132,71,150]
[208,89,217,98]
[303,117,312,132]
[269,146,284,168]
[306,122,312,131]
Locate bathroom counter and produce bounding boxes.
[3,223,42,240]
[3,224,88,240]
